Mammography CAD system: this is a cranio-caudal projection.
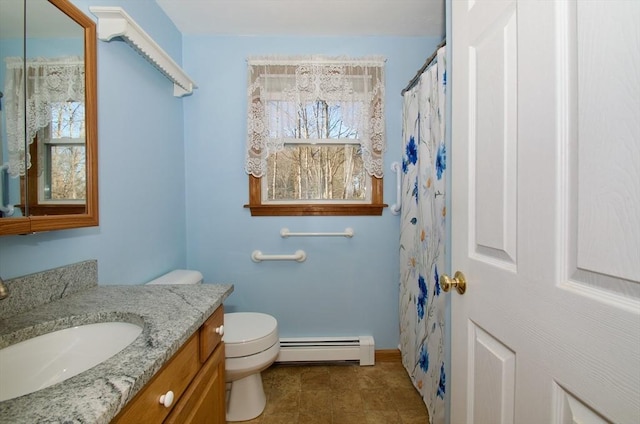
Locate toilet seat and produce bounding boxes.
[224,313,278,358]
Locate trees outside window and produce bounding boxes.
[44,101,86,202]
[21,101,86,215]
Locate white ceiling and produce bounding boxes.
[154,0,445,37]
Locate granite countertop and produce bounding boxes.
[0,283,233,424]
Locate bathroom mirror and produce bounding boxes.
[0,0,98,235]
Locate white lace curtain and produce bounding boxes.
[3,56,84,177]
[245,56,386,178]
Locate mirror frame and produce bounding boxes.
[0,0,98,236]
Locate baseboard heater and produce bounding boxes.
[276,336,375,366]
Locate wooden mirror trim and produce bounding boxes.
[0,0,98,236]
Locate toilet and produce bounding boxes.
[146,270,280,422]
[224,312,279,422]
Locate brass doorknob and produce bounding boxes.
[440,271,467,295]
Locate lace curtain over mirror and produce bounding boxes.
[245,56,386,178]
[4,56,84,177]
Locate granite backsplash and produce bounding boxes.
[0,260,97,320]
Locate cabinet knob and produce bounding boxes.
[159,390,174,408]
[215,325,224,336]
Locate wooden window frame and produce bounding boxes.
[20,136,86,216]
[245,175,386,216]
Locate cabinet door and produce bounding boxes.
[165,344,226,424]
[199,305,224,362]
[112,334,200,423]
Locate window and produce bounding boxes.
[39,101,86,203]
[244,57,386,216]
[22,101,86,215]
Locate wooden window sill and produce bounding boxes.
[247,175,385,216]
[244,203,386,216]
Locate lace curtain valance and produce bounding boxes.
[245,56,386,178]
[3,56,85,177]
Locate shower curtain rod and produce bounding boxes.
[401,39,446,95]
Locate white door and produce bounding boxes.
[450,0,640,423]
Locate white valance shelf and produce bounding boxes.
[89,6,197,97]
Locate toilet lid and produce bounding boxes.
[224,313,278,358]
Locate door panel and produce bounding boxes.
[470,0,518,267]
[553,382,611,424]
[572,0,640,291]
[469,323,515,424]
[451,0,640,423]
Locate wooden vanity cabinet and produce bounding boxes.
[111,306,225,424]
[164,344,225,424]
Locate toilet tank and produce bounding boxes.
[146,270,203,285]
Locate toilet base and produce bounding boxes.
[226,373,266,422]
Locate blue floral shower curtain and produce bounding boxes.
[399,46,447,424]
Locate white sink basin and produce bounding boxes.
[0,322,143,402]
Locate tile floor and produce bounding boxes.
[235,361,430,424]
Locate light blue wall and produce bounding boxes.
[0,0,187,282]
[182,35,440,349]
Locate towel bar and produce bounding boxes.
[251,250,307,262]
[390,161,401,215]
[0,164,15,216]
[280,228,354,238]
